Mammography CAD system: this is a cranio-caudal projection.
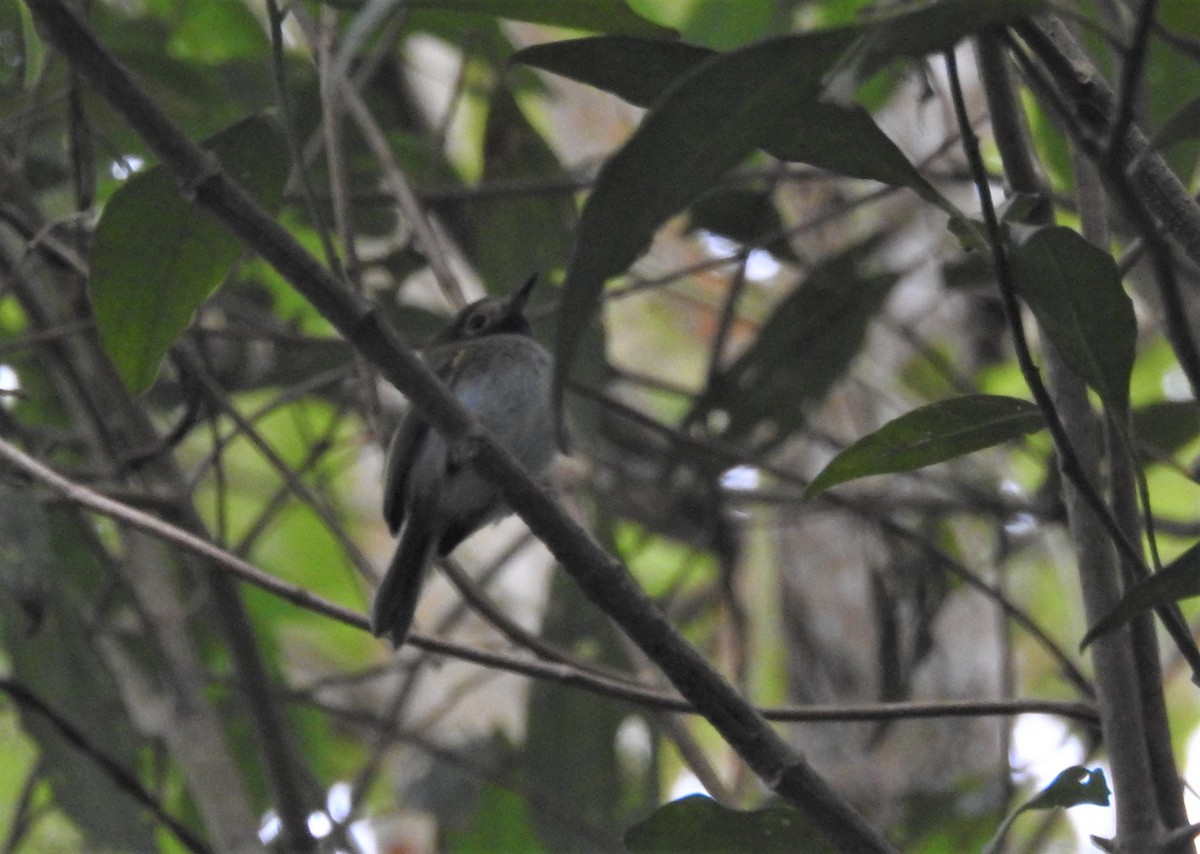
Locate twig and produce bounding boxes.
[1105,0,1158,161]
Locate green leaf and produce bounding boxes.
[1081,541,1200,648]
[516,34,951,204]
[535,2,1054,393]
[89,113,289,392]
[984,767,1108,854]
[327,0,675,37]
[625,795,838,854]
[1008,225,1137,415]
[551,29,937,404]
[806,395,1046,498]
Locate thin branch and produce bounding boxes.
[569,380,1096,700]
[958,37,1174,847]
[942,46,1170,629]
[1012,16,1200,268]
[290,2,466,308]
[2,429,1104,739]
[0,435,366,626]
[1105,0,1158,161]
[315,6,363,291]
[177,346,375,579]
[264,0,342,278]
[1014,18,1200,409]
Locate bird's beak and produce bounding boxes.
[506,274,538,316]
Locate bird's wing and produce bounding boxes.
[381,344,469,533]
[381,411,427,534]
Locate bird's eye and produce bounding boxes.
[464,311,489,334]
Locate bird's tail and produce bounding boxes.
[370,514,437,647]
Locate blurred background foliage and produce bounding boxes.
[1,0,1200,852]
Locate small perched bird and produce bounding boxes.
[371,276,555,647]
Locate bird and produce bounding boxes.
[370,275,555,647]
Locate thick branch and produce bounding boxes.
[20,1,892,849]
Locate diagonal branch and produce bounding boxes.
[20,1,893,849]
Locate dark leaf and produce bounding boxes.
[324,0,675,37]
[517,34,952,203]
[513,36,713,107]
[825,0,1047,97]
[551,28,951,407]
[1082,542,1200,648]
[984,766,1109,854]
[688,187,799,263]
[806,395,1045,498]
[1023,766,1110,810]
[1132,400,1200,458]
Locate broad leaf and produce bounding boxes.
[513,36,711,107]
[806,395,1045,498]
[516,34,951,201]
[1082,542,1200,647]
[1008,225,1136,415]
[90,114,289,392]
[625,795,838,854]
[325,0,675,37]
